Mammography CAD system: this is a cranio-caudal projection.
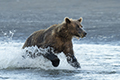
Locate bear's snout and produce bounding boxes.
[79,31,87,38]
[84,32,87,37]
[81,32,87,38]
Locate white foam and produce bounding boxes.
[0,41,74,70]
[0,41,120,70]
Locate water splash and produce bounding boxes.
[1,41,120,71]
[1,29,16,42]
[0,41,73,70]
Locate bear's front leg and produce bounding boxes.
[42,47,60,67]
[44,53,60,67]
[67,55,81,69]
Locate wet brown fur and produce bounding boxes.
[22,17,86,66]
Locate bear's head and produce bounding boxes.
[61,17,87,39]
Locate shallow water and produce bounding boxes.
[0,42,120,80]
[0,0,120,80]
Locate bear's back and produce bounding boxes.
[22,24,58,48]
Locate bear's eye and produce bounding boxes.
[76,25,79,28]
[80,24,83,28]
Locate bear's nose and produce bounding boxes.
[84,32,87,36]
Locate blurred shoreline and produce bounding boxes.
[0,0,120,44]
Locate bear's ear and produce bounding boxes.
[78,17,83,23]
[65,17,71,24]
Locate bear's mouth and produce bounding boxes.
[75,33,87,39]
[74,34,82,39]
[74,36,80,39]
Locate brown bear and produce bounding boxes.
[22,17,87,69]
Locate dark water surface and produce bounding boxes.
[0,0,120,80]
